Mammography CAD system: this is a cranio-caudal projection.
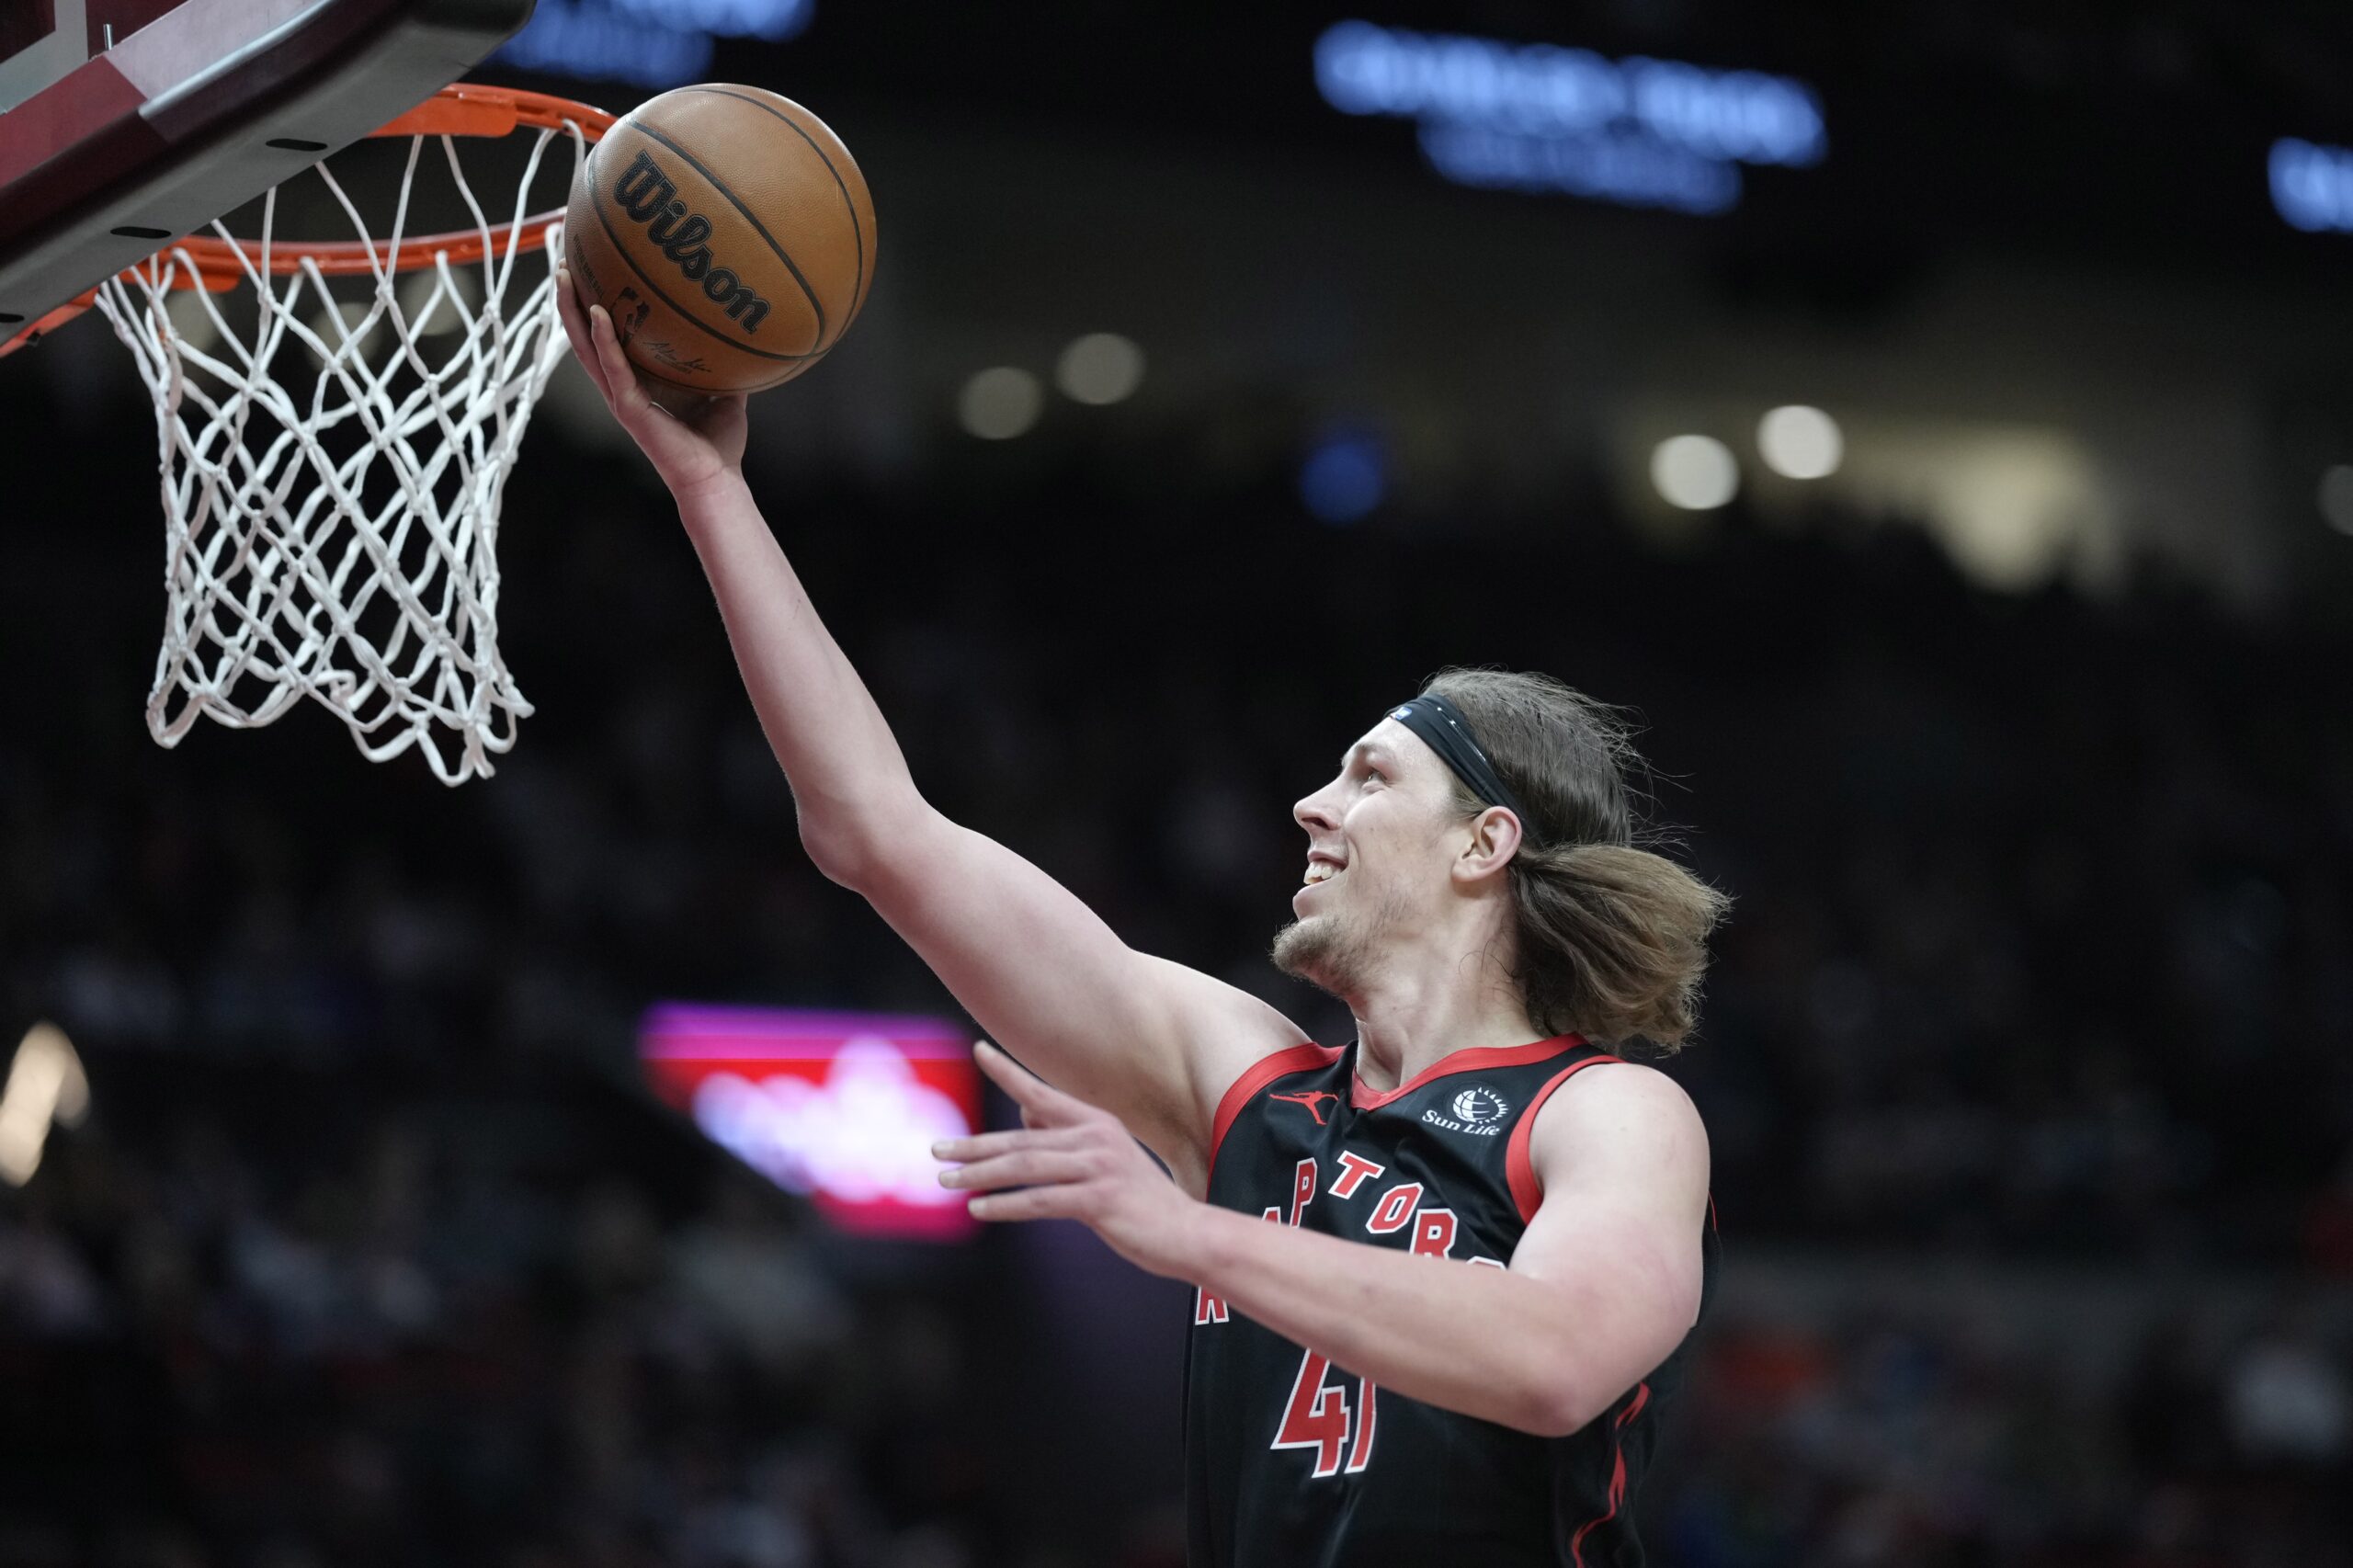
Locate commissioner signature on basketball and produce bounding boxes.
[643,341,711,373]
[612,150,774,334]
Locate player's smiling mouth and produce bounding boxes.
[1303,855,1346,886]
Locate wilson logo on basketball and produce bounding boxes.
[611,150,773,335]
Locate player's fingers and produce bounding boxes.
[968,1187,1073,1223]
[974,1040,1085,1122]
[587,305,633,399]
[938,1148,1095,1193]
[931,1128,1082,1164]
[587,306,650,418]
[551,268,612,402]
[551,265,586,349]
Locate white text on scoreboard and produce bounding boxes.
[494,0,813,90]
[1314,20,1825,215]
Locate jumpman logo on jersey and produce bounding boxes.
[1269,1090,1341,1125]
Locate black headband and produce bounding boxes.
[1384,694,1534,838]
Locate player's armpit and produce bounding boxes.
[1506,1063,1711,1435]
[852,808,1306,1190]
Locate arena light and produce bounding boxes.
[2270,139,2353,233]
[1651,435,1739,510]
[1055,333,1146,405]
[165,288,219,356]
[2320,465,2353,535]
[397,267,483,340]
[1757,404,1843,480]
[0,1023,88,1187]
[958,367,1044,440]
[640,1005,983,1241]
[1299,427,1387,524]
[494,0,812,90]
[1314,21,1824,214]
[1420,123,1739,213]
[302,300,385,365]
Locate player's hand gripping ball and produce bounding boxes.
[563,84,876,397]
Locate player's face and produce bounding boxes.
[1271,719,1465,994]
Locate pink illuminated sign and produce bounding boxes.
[640,1005,981,1241]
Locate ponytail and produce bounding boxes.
[1427,667,1730,1052]
[1505,841,1728,1051]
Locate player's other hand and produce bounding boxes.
[555,263,748,504]
[935,1042,1203,1278]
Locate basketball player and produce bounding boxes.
[555,276,1726,1567]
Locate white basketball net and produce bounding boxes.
[93,120,589,785]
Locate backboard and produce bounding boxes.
[0,0,536,341]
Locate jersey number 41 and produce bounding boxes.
[1274,1349,1376,1478]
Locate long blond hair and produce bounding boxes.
[1426,667,1730,1051]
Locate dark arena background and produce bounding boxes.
[5,2,2353,1564]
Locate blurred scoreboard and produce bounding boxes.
[480,4,2352,273]
[641,1003,982,1241]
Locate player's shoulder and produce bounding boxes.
[1527,1056,1708,1175]
[1551,1054,1696,1111]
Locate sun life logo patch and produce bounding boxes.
[1420,1084,1508,1137]
[1452,1086,1508,1124]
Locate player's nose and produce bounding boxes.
[1294,783,1340,835]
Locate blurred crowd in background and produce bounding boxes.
[2,346,2350,1564]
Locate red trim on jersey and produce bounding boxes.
[1503,1052,1622,1222]
[1568,1381,1652,1568]
[1206,1042,1345,1184]
[1348,1033,1587,1110]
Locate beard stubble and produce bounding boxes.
[1270,880,1413,1001]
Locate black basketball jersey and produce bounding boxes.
[1183,1034,1718,1568]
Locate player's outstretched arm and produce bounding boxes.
[553,278,1303,1184]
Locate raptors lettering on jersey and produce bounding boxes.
[1184,1035,1719,1568]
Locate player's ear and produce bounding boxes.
[1453,805,1523,883]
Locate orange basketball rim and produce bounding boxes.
[0,84,616,359]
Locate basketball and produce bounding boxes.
[562,85,876,397]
